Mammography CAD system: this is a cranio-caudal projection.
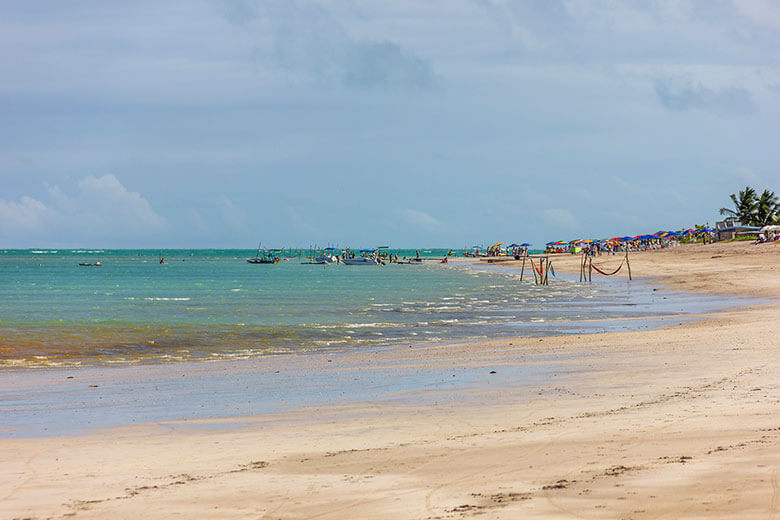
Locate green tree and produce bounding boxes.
[755,189,779,226]
[719,186,758,225]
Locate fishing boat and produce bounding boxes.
[342,256,380,265]
[78,262,102,266]
[342,248,381,265]
[247,244,281,264]
[302,247,340,264]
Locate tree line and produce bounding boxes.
[720,186,779,227]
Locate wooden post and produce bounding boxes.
[588,257,592,282]
[543,257,550,285]
[625,249,632,280]
[520,255,526,281]
[579,254,584,282]
[531,258,539,285]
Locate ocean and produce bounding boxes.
[0,248,730,369]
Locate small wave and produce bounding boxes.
[315,322,395,329]
[125,296,192,301]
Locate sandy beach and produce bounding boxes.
[2,241,779,519]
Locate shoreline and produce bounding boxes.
[0,268,749,438]
[2,242,779,518]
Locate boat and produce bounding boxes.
[342,248,382,265]
[247,244,281,264]
[302,247,340,264]
[78,262,102,266]
[342,256,380,265]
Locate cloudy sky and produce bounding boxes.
[1,0,778,248]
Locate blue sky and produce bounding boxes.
[1,0,778,248]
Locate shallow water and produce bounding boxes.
[0,249,737,368]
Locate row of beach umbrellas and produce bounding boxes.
[545,228,715,247]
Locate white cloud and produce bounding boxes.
[76,174,166,232]
[0,174,166,245]
[0,195,55,234]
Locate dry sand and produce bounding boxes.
[2,241,779,519]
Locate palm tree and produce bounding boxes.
[720,186,758,225]
[755,189,779,226]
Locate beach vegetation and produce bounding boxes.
[720,186,778,226]
[755,189,780,226]
[720,186,758,224]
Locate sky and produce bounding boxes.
[1,0,779,248]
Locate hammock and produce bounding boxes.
[589,258,625,276]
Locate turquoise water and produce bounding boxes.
[0,249,730,369]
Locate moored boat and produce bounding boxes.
[342,256,380,265]
[248,244,281,264]
[342,248,382,265]
[303,247,340,264]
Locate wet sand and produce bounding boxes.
[2,241,779,519]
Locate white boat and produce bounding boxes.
[342,256,380,265]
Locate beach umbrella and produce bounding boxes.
[545,241,556,245]
[520,243,531,247]
[619,236,633,242]
[682,229,695,235]
[507,243,521,248]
